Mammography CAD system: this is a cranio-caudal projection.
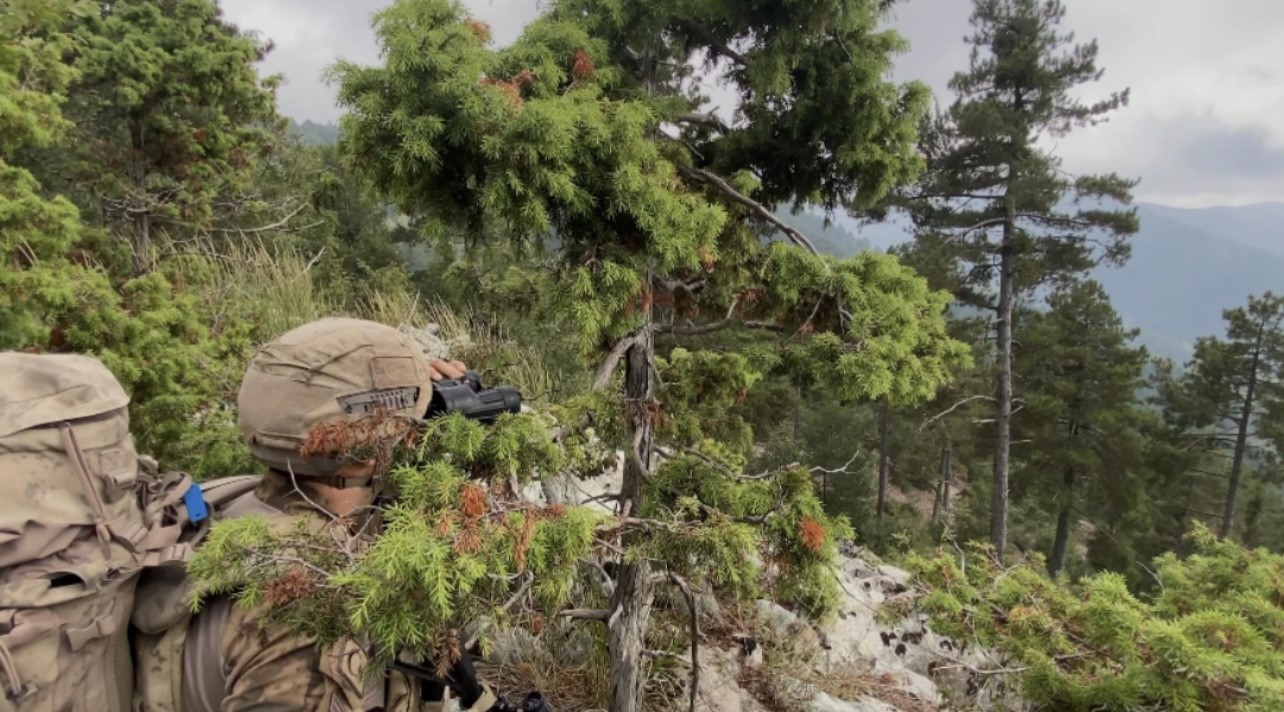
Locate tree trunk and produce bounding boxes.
[941,444,952,515]
[1242,485,1264,548]
[131,212,151,276]
[129,115,151,275]
[1219,325,1263,539]
[1047,464,1075,577]
[876,400,891,518]
[991,202,1015,560]
[609,310,655,712]
[1176,477,1195,554]
[931,441,952,526]
[608,555,653,712]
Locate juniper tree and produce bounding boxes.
[1,0,95,347]
[900,522,1284,711]
[318,0,970,707]
[0,0,263,478]
[33,0,287,274]
[896,0,1138,560]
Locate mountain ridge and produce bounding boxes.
[813,202,1284,362]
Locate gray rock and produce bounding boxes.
[755,600,801,633]
[805,692,899,712]
[875,564,913,587]
[693,647,771,712]
[872,662,941,705]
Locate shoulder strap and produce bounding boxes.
[200,476,263,508]
[202,475,275,520]
[136,474,267,569]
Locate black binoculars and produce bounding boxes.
[424,369,522,423]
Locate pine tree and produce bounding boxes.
[1013,280,1149,576]
[329,0,971,707]
[895,0,1138,560]
[1166,292,1284,540]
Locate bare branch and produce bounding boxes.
[559,608,613,623]
[810,451,862,475]
[658,318,786,336]
[920,395,996,432]
[680,167,820,256]
[674,112,730,133]
[657,277,707,294]
[594,329,648,390]
[1014,212,1100,229]
[944,217,1006,240]
[303,247,327,272]
[582,491,624,506]
[671,18,748,65]
[944,212,1106,242]
[668,571,700,712]
[210,201,311,235]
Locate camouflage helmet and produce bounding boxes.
[237,317,434,478]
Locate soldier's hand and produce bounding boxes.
[429,358,468,381]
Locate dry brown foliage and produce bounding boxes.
[570,49,594,82]
[263,567,319,606]
[800,516,826,553]
[299,410,419,472]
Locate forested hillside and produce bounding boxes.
[831,203,1284,362]
[5,0,1284,710]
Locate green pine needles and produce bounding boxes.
[895,524,1284,711]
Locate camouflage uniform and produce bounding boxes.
[175,478,377,712]
[133,318,492,712]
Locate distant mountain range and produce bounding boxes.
[775,202,1284,363]
[289,119,340,146]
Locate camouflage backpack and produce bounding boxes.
[0,353,211,712]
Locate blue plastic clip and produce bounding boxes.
[183,483,209,524]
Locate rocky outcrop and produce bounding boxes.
[677,542,1026,712]
[486,425,1023,710]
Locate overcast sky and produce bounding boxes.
[220,0,1284,209]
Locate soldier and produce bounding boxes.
[133,317,495,712]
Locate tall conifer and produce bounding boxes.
[898,0,1138,559]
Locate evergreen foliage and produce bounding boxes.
[43,0,284,275]
[328,1,970,706]
[899,524,1284,711]
[1159,293,1284,539]
[1,0,262,477]
[892,0,1139,560]
[9,0,1284,706]
[1,0,95,349]
[1012,280,1151,576]
[189,412,607,665]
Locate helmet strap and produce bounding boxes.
[305,473,377,489]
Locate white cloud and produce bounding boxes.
[219,0,1284,207]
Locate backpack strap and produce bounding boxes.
[131,473,270,712]
[200,476,263,511]
[132,473,266,569]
